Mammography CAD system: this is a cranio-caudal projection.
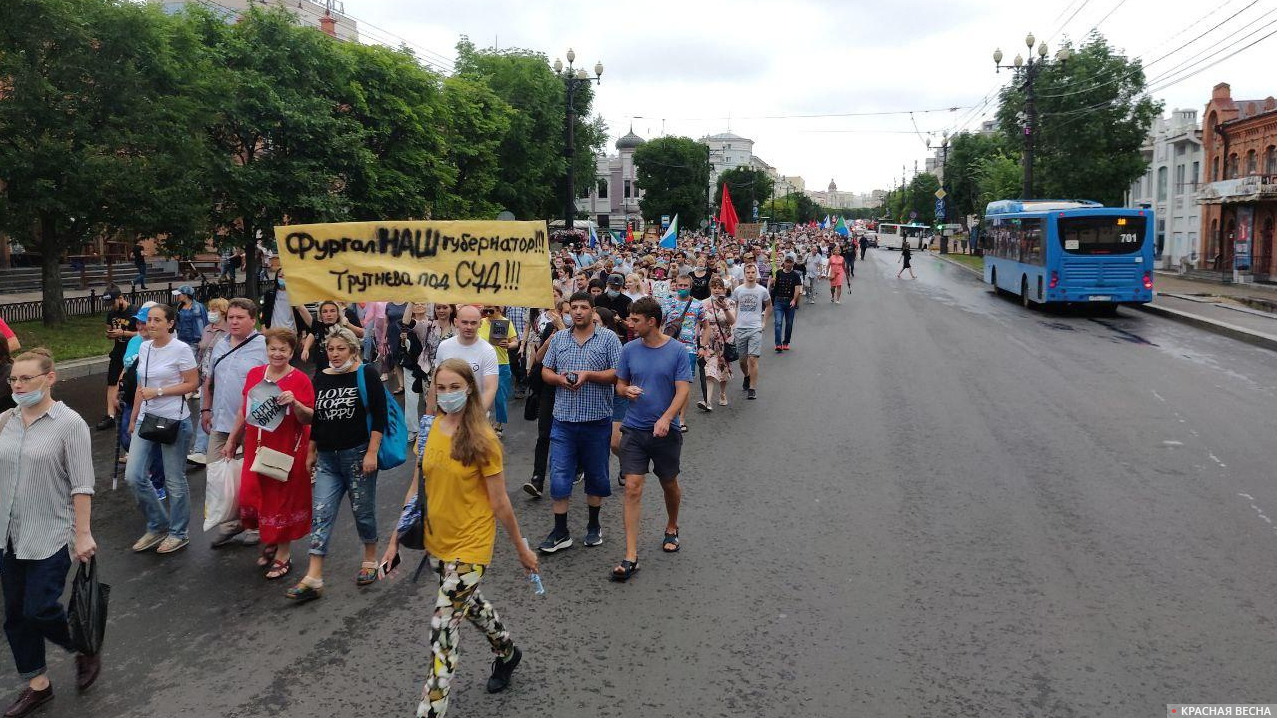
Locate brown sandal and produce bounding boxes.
[265,558,292,580]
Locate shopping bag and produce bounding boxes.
[67,557,110,655]
[203,457,243,531]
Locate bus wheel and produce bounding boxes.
[991,267,1004,295]
[1020,277,1034,309]
[1098,302,1119,317]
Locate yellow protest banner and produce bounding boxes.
[274,220,553,307]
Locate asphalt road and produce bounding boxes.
[11,248,1277,717]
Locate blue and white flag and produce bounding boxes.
[588,224,599,249]
[659,214,679,249]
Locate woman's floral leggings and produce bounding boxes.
[417,558,515,718]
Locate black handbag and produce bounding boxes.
[712,302,739,363]
[137,348,182,444]
[67,557,110,655]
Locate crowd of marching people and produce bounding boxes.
[0,228,871,718]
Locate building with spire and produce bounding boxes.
[577,127,647,231]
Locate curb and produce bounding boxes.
[1133,303,1277,352]
[54,355,111,381]
[934,254,983,277]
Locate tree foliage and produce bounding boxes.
[714,167,774,223]
[0,0,212,323]
[945,132,1006,218]
[994,33,1161,206]
[633,137,711,229]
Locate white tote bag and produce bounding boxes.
[203,457,243,531]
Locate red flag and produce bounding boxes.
[626,223,636,244]
[718,184,739,238]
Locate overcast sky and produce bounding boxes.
[350,0,1276,194]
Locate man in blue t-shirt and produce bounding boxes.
[611,297,692,582]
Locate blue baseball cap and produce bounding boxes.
[133,300,157,321]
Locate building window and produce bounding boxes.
[1174,164,1185,192]
[1246,150,1258,175]
[1227,153,1239,178]
[624,179,631,198]
[1191,161,1200,190]
[1157,167,1168,201]
[1156,217,1165,258]
[1266,146,1276,175]
[597,179,608,199]
[1212,156,1220,181]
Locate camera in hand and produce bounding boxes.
[564,371,579,385]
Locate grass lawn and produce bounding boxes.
[11,314,114,363]
[941,253,984,272]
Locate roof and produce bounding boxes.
[1232,97,1277,122]
[615,128,646,150]
[702,132,752,142]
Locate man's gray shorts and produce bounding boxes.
[735,327,762,357]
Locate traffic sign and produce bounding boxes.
[934,188,947,200]
[935,198,946,220]
[661,214,670,229]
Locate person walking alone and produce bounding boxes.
[382,358,539,718]
[0,348,101,716]
[898,242,916,279]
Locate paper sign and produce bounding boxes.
[246,381,286,433]
[275,220,553,308]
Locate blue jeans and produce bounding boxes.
[191,411,209,455]
[495,364,513,424]
[0,545,73,679]
[121,402,166,491]
[309,444,379,556]
[125,417,192,539]
[132,263,147,287]
[773,303,797,346]
[548,418,612,500]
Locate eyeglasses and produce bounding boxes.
[481,309,495,315]
[6,373,49,386]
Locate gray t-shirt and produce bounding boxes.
[208,333,269,433]
[731,284,771,330]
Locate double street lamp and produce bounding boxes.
[551,49,603,233]
[993,33,1071,199]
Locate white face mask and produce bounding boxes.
[207,312,221,324]
[333,357,356,372]
[437,389,469,414]
[12,387,44,408]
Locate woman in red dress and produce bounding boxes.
[223,328,314,579]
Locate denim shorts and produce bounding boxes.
[549,418,612,500]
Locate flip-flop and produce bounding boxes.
[662,532,680,553]
[611,559,640,582]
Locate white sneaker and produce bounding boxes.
[187,453,207,465]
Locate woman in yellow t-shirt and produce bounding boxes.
[383,357,538,718]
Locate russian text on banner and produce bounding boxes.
[275,220,553,308]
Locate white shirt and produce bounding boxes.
[271,289,296,331]
[435,336,499,380]
[136,339,198,421]
[731,284,771,330]
[209,333,269,432]
[728,264,745,283]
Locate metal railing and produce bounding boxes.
[0,277,250,323]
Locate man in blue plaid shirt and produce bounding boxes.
[504,305,529,398]
[535,291,622,553]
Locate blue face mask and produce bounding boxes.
[677,288,691,300]
[12,388,44,408]
[277,279,286,289]
[437,389,469,414]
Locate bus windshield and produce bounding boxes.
[1058,216,1146,255]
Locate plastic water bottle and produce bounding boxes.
[522,539,546,595]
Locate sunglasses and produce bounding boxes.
[482,308,496,315]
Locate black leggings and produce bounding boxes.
[533,387,555,478]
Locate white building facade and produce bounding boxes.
[158,0,359,40]
[701,132,755,194]
[1125,109,1204,270]
[576,129,646,231]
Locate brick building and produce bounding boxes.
[1198,83,1277,280]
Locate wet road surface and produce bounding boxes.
[11,248,1277,717]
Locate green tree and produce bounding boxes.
[714,167,774,224]
[975,154,1023,212]
[339,42,453,221]
[454,38,605,220]
[189,6,369,298]
[995,33,1161,205]
[633,137,711,229]
[436,76,513,219]
[945,132,1005,218]
[906,173,941,224]
[0,0,212,324]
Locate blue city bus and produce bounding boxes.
[980,199,1155,310]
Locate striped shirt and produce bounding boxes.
[0,403,95,560]
[542,327,621,423]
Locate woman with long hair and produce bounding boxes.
[828,243,846,304]
[698,276,736,410]
[382,358,538,718]
[287,326,384,601]
[222,329,314,580]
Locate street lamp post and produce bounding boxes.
[552,49,603,234]
[927,131,952,253]
[993,34,1070,200]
